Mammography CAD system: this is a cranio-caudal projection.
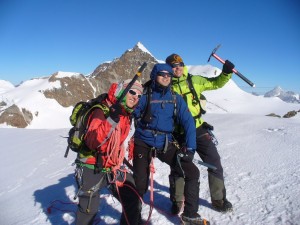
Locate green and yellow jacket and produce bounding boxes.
[172,66,232,128]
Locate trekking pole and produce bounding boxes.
[116,62,147,104]
[208,44,255,87]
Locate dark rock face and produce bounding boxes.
[43,44,158,107]
[283,110,298,118]
[90,44,157,93]
[0,101,7,107]
[43,72,97,107]
[0,104,33,128]
[265,113,281,118]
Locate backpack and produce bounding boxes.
[64,93,109,158]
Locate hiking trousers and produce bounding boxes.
[75,166,141,225]
[195,125,226,200]
[133,138,200,218]
[170,124,227,203]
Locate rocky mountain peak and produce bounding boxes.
[264,86,300,103]
[90,43,158,93]
[264,86,283,97]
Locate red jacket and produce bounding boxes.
[78,83,131,168]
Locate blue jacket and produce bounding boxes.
[133,64,196,151]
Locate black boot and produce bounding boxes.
[212,198,233,212]
[171,201,184,214]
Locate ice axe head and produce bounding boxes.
[207,44,221,62]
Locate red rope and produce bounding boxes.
[104,123,125,171]
[104,122,129,188]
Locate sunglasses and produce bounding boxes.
[157,71,173,77]
[171,62,184,68]
[128,89,142,99]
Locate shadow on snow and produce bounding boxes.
[33,173,211,225]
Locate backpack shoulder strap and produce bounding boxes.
[83,93,110,127]
[186,73,203,118]
[141,84,152,124]
[171,90,177,119]
[186,74,200,104]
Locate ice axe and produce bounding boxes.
[109,62,147,119]
[115,62,147,104]
[208,44,255,87]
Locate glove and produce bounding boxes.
[202,122,214,131]
[222,60,235,74]
[178,147,195,162]
[109,103,122,123]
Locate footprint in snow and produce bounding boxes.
[264,128,285,133]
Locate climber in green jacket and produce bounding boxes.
[166,53,234,214]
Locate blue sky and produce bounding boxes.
[0,0,299,94]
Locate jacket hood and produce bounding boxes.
[150,63,174,92]
[150,63,174,80]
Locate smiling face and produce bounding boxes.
[171,63,184,78]
[156,70,172,87]
[165,54,185,78]
[125,88,142,108]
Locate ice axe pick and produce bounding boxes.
[208,44,255,87]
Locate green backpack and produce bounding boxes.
[64,93,109,158]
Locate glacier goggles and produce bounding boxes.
[128,89,142,99]
[170,62,184,68]
[157,71,173,77]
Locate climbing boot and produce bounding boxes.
[171,201,184,214]
[181,215,210,225]
[212,198,233,212]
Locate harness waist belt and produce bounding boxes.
[143,128,171,135]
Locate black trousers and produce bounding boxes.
[75,166,141,225]
[195,126,226,200]
[196,126,223,179]
[171,125,226,201]
[133,138,200,218]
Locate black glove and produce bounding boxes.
[222,60,235,74]
[202,122,214,131]
[178,147,195,162]
[109,103,122,123]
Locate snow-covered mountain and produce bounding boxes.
[0,80,14,94]
[264,86,300,103]
[0,43,299,128]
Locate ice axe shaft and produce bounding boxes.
[110,62,147,116]
[208,45,255,87]
[116,62,147,104]
[212,53,255,87]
